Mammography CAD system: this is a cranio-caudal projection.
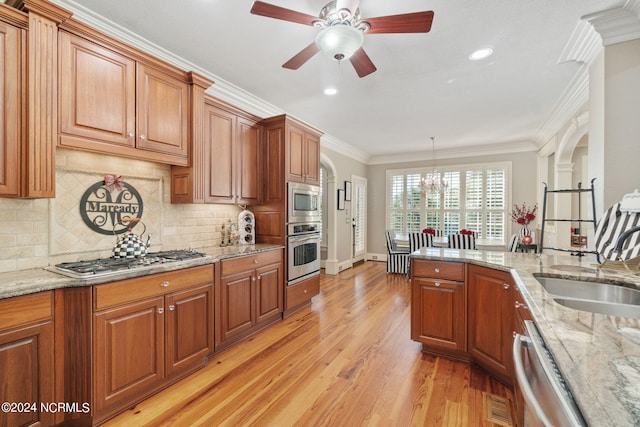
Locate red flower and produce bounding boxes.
[423,227,436,235]
[511,202,537,225]
[460,229,473,235]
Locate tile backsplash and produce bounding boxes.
[0,148,241,273]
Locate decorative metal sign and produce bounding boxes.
[80,178,144,235]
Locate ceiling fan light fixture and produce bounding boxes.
[315,24,364,61]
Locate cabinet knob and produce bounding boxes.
[128,132,134,137]
[515,301,528,310]
[434,282,441,287]
[157,308,164,314]
[254,259,259,264]
[168,304,175,311]
[252,277,256,282]
[140,134,146,140]
[303,289,308,294]
[503,283,510,290]
[161,281,169,287]
[434,268,440,273]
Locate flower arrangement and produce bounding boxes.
[511,202,538,225]
[422,227,436,235]
[459,229,474,235]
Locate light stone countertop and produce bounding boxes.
[411,247,640,427]
[0,244,283,300]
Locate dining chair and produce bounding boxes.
[409,232,434,253]
[508,234,520,252]
[448,233,476,250]
[385,230,410,274]
[595,200,640,269]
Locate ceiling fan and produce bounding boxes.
[250,0,434,78]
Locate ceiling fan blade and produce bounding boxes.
[335,0,360,12]
[282,43,320,70]
[349,48,377,78]
[250,1,320,26]
[363,11,434,34]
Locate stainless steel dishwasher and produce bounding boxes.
[513,320,587,426]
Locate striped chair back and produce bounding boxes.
[507,234,520,252]
[385,229,399,252]
[595,202,640,261]
[448,233,476,250]
[409,232,434,253]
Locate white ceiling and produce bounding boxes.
[51,0,623,163]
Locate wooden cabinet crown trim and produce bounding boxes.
[204,95,262,122]
[23,0,72,24]
[260,114,323,137]
[0,3,29,28]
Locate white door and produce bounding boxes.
[352,175,367,262]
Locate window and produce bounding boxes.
[386,163,510,243]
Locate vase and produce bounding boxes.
[519,224,531,238]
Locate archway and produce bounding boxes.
[320,153,339,275]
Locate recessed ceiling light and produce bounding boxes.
[324,87,338,96]
[469,47,493,61]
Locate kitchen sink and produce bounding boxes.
[534,276,640,319]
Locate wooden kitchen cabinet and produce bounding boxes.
[171,97,262,205]
[216,249,283,350]
[285,121,320,185]
[0,291,55,427]
[0,17,21,197]
[58,27,191,166]
[467,264,514,385]
[512,282,533,427]
[93,266,213,422]
[411,260,466,356]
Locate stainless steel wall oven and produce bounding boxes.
[287,222,321,284]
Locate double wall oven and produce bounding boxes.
[287,182,321,285]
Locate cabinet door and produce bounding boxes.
[304,132,320,185]
[0,22,20,197]
[218,271,255,344]
[0,322,55,427]
[236,116,262,205]
[59,31,136,148]
[286,124,306,183]
[136,63,189,158]
[467,265,514,383]
[255,263,283,324]
[165,285,213,376]
[411,277,465,352]
[204,104,236,204]
[93,297,165,415]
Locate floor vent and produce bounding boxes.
[483,392,513,426]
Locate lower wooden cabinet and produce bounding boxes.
[93,266,213,422]
[0,292,55,427]
[467,264,514,385]
[411,260,466,356]
[285,274,320,315]
[216,249,284,350]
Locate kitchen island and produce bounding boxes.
[411,247,640,427]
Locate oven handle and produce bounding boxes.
[288,234,320,244]
[513,333,555,427]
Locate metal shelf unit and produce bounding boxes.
[539,178,600,262]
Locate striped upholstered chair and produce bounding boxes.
[385,230,410,274]
[595,201,640,269]
[507,234,520,252]
[448,233,476,250]
[409,232,434,253]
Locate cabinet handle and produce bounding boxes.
[140,134,146,140]
[503,283,510,290]
[434,282,441,287]
[168,304,175,311]
[157,308,164,314]
[515,301,528,310]
[161,281,169,287]
[434,268,440,273]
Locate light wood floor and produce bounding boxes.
[103,261,514,427]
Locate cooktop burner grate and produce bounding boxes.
[53,249,208,278]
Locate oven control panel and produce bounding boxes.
[238,210,255,244]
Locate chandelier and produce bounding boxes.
[420,137,449,195]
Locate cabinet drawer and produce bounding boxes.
[220,249,282,277]
[0,292,53,331]
[412,260,464,281]
[286,276,320,310]
[94,265,213,311]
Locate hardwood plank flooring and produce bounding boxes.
[103,261,514,427]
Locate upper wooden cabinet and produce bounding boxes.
[0,17,22,197]
[58,28,192,166]
[171,97,262,206]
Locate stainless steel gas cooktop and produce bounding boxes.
[51,249,210,279]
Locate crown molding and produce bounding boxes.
[366,140,538,166]
[320,134,370,164]
[583,0,640,46]
[558,19,603,66]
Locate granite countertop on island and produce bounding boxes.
[411,247,640,427]
[0,244,284,300]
